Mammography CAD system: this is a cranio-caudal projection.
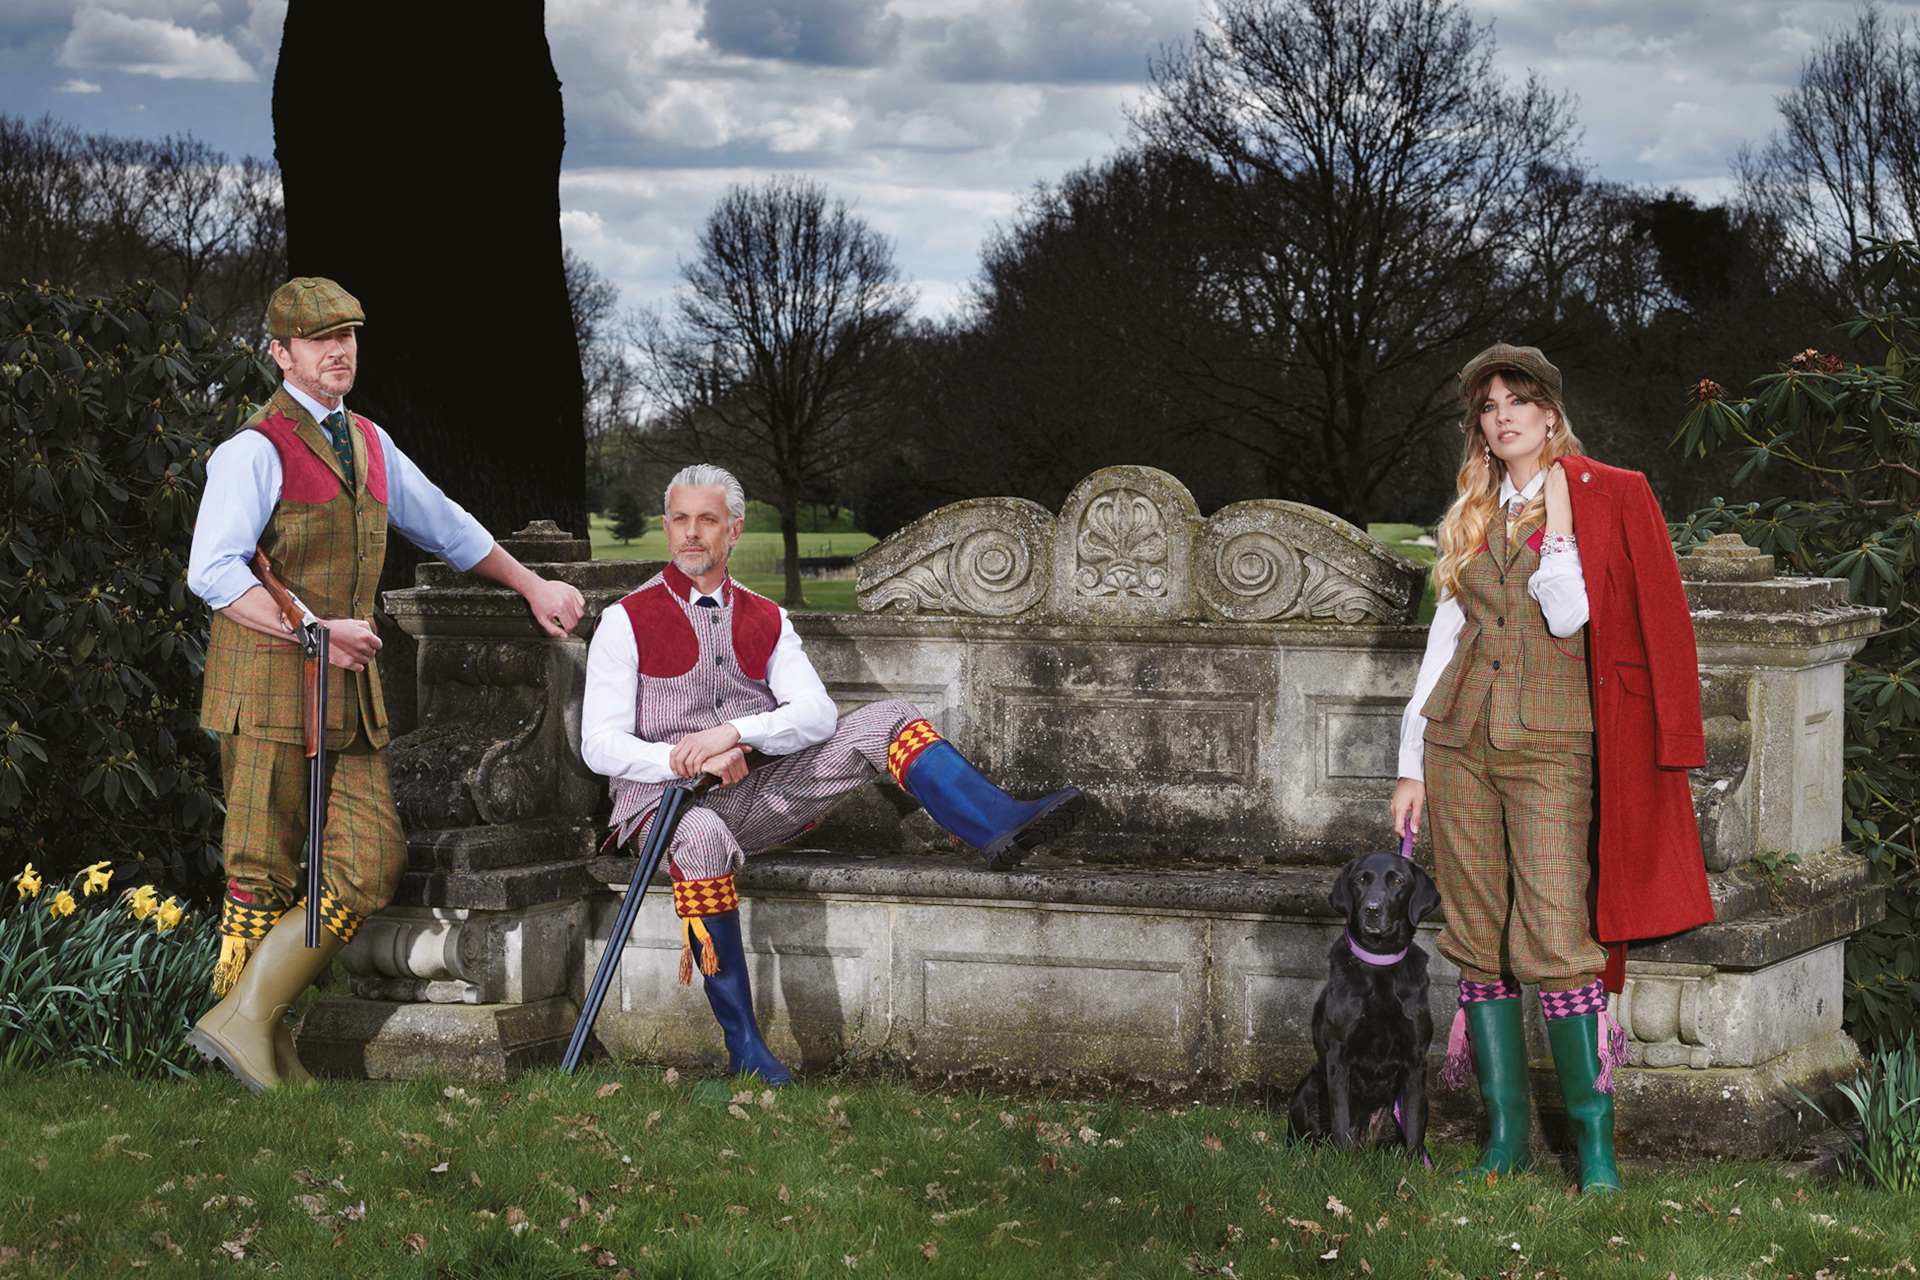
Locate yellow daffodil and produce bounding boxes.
[12,863,39,899]
[48,890,76,918]
[82,861,113,896]
[127,884,159,919]
[155,897,184,932]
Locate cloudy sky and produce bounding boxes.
[0,0,1907,316]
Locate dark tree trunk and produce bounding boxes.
[778,496,803,609]
[273,1,585,730]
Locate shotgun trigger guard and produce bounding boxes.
[296,620,324,663]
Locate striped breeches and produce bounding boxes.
[628,699,920,880]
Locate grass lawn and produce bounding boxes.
[0,1068,1912,1279]
[588,515,875,614]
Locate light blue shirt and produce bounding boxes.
[186,384,495,610]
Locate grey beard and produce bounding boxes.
[674,548,726,578]
[288,371,354,402]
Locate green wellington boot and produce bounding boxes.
[1458,997,1534,1179]
[188,910,344,1093]
[1545,1013,1624,1193]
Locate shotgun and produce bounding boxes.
[248,549,330,949]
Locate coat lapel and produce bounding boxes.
[1486,504,1510,568]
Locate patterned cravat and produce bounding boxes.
[320,411,356,490]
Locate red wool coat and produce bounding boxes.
[1560,455,1715,970]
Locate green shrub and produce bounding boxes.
[1673,237,1920,1051]
[1797,1037,1920,1191]
[0,862,217,1076]
[0,280,277,898]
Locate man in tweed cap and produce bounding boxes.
[581,464,1085,1085]
[185,276,587,1092]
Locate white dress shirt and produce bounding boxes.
[579,581,840,784]
[186,382,495,610]
[1397,470,1590,782]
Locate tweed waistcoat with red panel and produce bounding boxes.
[605,565,784,841]
[1420,510,1592,753]
[200,387,392,750]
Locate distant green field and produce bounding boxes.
[1368,523,1439,624]
[589,515,875,613]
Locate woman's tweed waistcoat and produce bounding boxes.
[200,388,391,750]
[605,564,784,841]
[1421,512,1592,752]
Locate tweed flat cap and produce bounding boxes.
[267,277,364,342]
[1458,343,1561,405]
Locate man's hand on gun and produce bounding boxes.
[319,617,381,671]
[670,724,748,786]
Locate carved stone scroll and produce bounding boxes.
[853,467,1422,625]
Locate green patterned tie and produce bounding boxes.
[320,411,356,490]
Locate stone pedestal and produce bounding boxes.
[294,521,660,1080]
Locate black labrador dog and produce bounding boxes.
[1288,850,1442,1162]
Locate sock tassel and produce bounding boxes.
[1441,1006,1474,1090]
[1596,1006,1628,1094]
[678,916,720,985]
[211,934,255,996]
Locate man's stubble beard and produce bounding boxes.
[290,369,355,402]
[674,548,728,578]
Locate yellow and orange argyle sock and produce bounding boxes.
[214,883,289,995]
[672,874,739,985]
[289,890,366,948]
[887,718,943,788]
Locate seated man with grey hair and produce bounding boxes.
[581,464,1084,1085]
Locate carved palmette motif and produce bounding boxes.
[854,469,1422,624]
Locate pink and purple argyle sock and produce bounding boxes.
[1540,978,1630,1093]
[1441,977,1521,1090]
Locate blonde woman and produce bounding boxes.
[1390,345,1713,1192]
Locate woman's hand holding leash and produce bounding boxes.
[1391,777,1424,840]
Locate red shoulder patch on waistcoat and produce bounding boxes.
[729,584,782,681]
[253,412,341,504]
[620,581,698,679]
[1527,527,1544,553]
[351,416,388,503]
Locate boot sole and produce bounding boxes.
[985,789,1086,871]
[186,1027,272,1094]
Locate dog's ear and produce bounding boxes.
[1329,861,1357,914]
[1408,863,1442,927]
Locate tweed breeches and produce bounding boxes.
[219,730,406,935]
[1425,691,1607,991]
[624,700,920,880]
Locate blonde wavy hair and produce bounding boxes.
[1433,369,1586,601]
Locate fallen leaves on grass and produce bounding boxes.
[215,1221,261,1260]
[201,1195,254,1212]
[292,1194,327,1219]
[921,1241,938,1260]
[597,1083,623,1099]
[404,1233,427,1255]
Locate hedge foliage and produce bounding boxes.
[0,280,276,899]
[1674,238,1920,1052]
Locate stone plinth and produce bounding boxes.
[294,521,661,1079]
[1680,533,1882,872]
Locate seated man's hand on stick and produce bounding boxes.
[670,723,743,782]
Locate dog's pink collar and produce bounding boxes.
[1345,928,1407,966]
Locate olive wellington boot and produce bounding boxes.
[1459,996,1534,1180]
[1545,1013,1623,1193]
[188,910,344,1093]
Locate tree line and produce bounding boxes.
[601,0,1920,610]
[8,0,1917,608]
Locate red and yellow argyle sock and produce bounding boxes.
[289,890,366,947]
[214,882,289,995]
[886,718,943,788]
[672,874,739,985]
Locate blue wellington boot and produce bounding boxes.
[690,912,793,1086]
[901,739,1085,870]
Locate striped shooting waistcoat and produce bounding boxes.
[200,389,391,750]
[606,569,783,840]
[1419,513,1593,752]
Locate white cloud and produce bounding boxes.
[56,77,103,93]
[58,6,259,82]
